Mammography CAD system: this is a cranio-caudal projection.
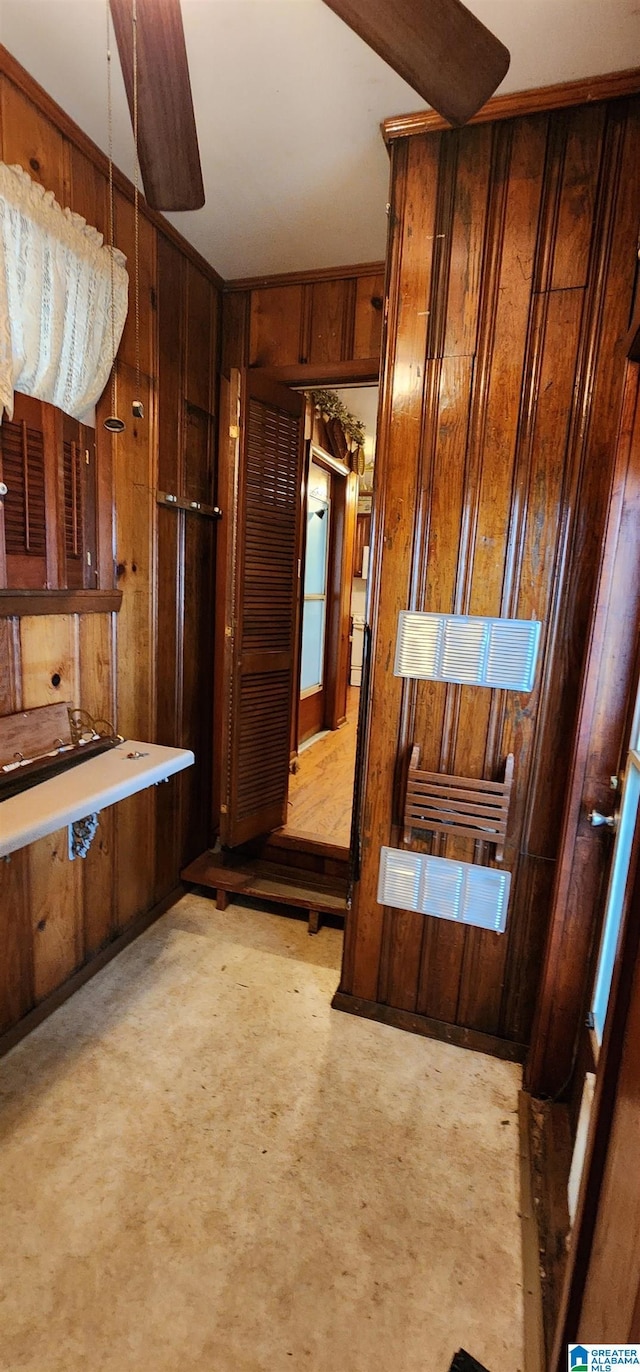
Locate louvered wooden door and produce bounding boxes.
[0,395,51,588]
[219,370,305,847]
[0,395,97,591]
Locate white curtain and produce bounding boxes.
[0,162,128,422]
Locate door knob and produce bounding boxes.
[588,809,618,830]
[0,481,7,498]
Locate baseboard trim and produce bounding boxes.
[0,885,185,1059]
[331,990,528,1063]
[519,1092,547,1372]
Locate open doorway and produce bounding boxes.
[283,385,378,851]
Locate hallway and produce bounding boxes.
[285,688,360,848]
[0,895,524,1372]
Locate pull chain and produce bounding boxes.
[104,1,125,433]
[132,0,144,421]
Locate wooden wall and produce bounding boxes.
[337,95,640,1058]
[0,52,221,1045]
[223,262,384,381]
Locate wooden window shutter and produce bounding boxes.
[0,403,48,589]
[63,433,84,587]
[220,371,305,847]
[62,415,96,589]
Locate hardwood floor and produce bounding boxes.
[283,687,359,848]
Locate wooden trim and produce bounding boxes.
[383,68,640,142]
[519,1093,547,1372]
[255,359,380,388]
[225,260,386,293]
[0,589,123,616]
[526,366,640,1097]
[0,884,184,1058]
[331,990,528,1062]
[627,304,640,362]
[258,829,349,864]
[309,442,351,477]
[550,810,640,1368]
[0,45,224,289]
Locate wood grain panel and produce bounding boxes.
[550,104,606,291]
[249,285,304,367]
[222,290,250,375]
[157,234,184,492]
[0,43,220,1046]
[19,613,79,709]
[0,77,66,200]
[183,404,213,505]
[353,274,385,360]
[0,616,21,712]
[185,263,214,412]
[116,791,154,931]
[308,279,351,364]
[579,908,640,1340]
[67,142,108,238]
[30,826,83,1001]
[528,366,640,1095]
[342,96,640,1057]
[78,613,116,955]
[443,123,492,357]
[179,512,215,865]
[0,618,32,1033]
[0,847,33,1033]
[343,133,442,1002]
[113,369,154,600]
[114,190,156,379]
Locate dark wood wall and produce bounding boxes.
[338,95,640,1058]
[223,262,384,382]
[0,50,221,1047]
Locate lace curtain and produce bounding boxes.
[0,162,128,422]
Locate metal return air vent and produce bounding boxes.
[394,611,541,692]
[378,847,511,934]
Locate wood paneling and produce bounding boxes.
[340,96,640,1054]
[249,285,305,367]
[231,264,385,377]
[349,274,384,360]
[528,362,640,1096]
[0,51,222,1041]
[0,78,66,199]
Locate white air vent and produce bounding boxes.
[378,847,511,933]
[394,612,541,692]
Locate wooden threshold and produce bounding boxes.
[331,991,528,1063]
[519,1093,547,1372]
[182,849,348,934]
[524,1094,573,1364]
[266,828,349,864]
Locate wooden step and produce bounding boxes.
[248,828,350,880]
[182,849,349,934]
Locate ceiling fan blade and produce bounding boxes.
[109,0,205,212]
[322,0,510,127]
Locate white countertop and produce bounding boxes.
[0,740,194,858]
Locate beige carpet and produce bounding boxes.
[0,894,524,1372]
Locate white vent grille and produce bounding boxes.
[378,847,511,933]
[394,612,541,692]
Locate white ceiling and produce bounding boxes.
[1,0,639,280]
